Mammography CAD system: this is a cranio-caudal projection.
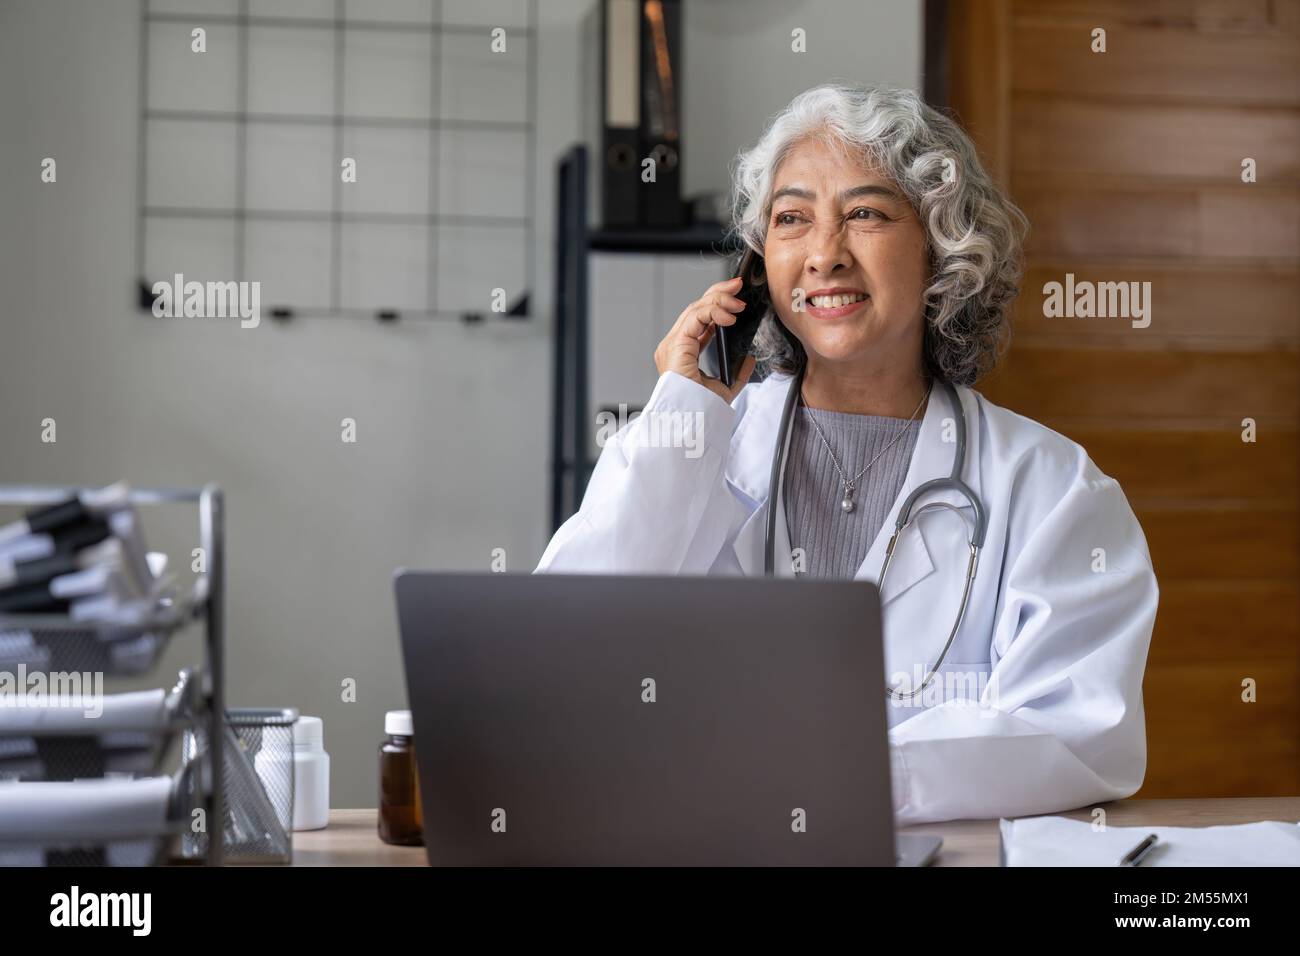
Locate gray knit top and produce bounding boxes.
[783,404,922,579]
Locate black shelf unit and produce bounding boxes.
[550,143,738,531]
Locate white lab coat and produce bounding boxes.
[536,369,1158,826]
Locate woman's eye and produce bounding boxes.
[773,209,883,226]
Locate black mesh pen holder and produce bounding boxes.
[181,708,298,864]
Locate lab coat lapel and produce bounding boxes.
[727,372,798,578]
[857,380,982,606]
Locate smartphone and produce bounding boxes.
[712,246,769,388]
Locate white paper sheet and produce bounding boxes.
[1000,815,1300,866]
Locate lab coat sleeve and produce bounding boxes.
[535,370,742,574]
[888,456,1158,826]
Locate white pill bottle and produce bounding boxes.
[283,715,330,831]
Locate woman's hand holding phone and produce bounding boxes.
[654,276,757,404]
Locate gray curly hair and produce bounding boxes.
[725,83,1028,386]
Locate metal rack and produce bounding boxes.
[0,485,226,866]
[135,0,540,323]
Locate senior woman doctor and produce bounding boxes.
[537,84,1158,827]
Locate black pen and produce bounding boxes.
[1118,833,1159,866]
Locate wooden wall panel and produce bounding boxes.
[1140,506,1298,581]
[1149,581,1298,665]
[948,0,1011,186]
[1144,662,1300,797]
[1070,428,1298,501]
[1012,0,1287,33]
[1016,184,1300,260]
[1011,98,1300,179]
[980,349,1298,423]
[1011,21,1300,106]
[946,0,1300,799]
[1013,264,1300,348]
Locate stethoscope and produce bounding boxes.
[763,361,988,700]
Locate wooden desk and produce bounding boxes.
[291,797,1300,866]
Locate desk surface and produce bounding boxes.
[290,797,1300,867]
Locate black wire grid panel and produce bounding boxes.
[135,0,538,322]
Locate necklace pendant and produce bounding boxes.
[841,485,856,514]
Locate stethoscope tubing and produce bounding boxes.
[762,361,986,699]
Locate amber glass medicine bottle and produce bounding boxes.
[378,709,423,846]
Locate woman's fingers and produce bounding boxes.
[669,277,742,336]
[682,297,744,341]
[655,276,748,383]
[697,295,748,343]
[709,275,745,298]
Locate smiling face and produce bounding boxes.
[762,136,930,375]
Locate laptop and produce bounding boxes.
[395,571,941,867]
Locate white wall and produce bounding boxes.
[0,0,919,807]
[680,0,924,201]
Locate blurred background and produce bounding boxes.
[0,0,1294,807]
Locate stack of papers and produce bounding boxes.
[1000,816,1300,866]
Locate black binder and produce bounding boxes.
[587,0,686,230]
[639,0,685,227]
[592,0,641,228]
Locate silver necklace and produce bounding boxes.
[799,380,931,514]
